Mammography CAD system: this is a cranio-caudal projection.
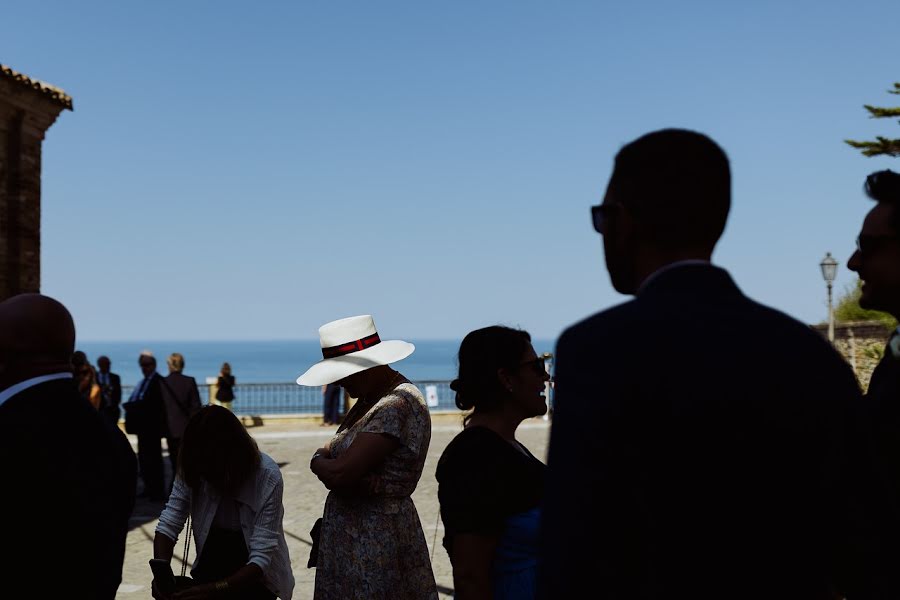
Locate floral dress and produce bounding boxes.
[314,382,438,600]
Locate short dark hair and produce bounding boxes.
[864,169,900,235]
[179,405,260,496]
[450,326,532,422]
[71,350,88,369]
[609,128,730,251]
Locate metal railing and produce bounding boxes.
[123,380,463,416]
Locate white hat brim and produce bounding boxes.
[296,340,415,386]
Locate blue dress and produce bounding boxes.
[492,507,542,599]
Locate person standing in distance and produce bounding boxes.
[132,352,166,500]
[216,362,236,410]
[96,355,122,426]
[160,352,202,494]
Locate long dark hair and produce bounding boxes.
[450,326,532,422]
[179,405,260,496]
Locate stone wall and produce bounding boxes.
[0,65,71,301]
[811,321,892,392]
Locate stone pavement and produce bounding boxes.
[116,416,551,599]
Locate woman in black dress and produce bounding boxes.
[216,362,235,410]
[436,326,550,600]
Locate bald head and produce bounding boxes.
[0,294,76,387]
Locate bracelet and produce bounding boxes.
[215,580,229,592]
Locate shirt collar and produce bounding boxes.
[0,372,74,408]
[637,259,712,294]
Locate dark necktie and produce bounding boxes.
[138,375,152,400]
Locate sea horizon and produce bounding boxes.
[77,338,557,387]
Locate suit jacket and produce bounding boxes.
[160,372,202,439]
[98,371,122,408]
[538,264,865,600]
[861,342,900,593]
[0,378,136,599]
[127,372,166,437]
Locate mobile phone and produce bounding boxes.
[149,558,177,594]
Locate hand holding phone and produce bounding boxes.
[149,558,177,596]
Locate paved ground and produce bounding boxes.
[117,415,551,599]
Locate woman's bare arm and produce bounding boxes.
[450,533,499,600]
[310,432,400,491]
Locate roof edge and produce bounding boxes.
[0,64,73,110]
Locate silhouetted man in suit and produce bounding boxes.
[848,168,900,595]
[96,355,122,426]
[0,294,136,599]
[539,129,864,599]
[160,352,202,493]
[132,352,166,500]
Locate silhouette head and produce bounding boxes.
[0,294,76,388]
[847,169,900,317]
[596,129,731,294]
[97,356,111,373]
[138,352,156,378]
[71,350,88,371]
[451,326,549,424]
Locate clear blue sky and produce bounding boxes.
[3,1,899,341]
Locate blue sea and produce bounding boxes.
[76,339,557,388]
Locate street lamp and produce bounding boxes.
[820,252,838,343]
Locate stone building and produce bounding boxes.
[812,320,893,392]
[0,64,72,301]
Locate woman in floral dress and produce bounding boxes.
[297,315,438,600]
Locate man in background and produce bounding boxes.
[160,352,202,493]
[96,354,122,426]
[321,381,342,426]
[129,351,166,500]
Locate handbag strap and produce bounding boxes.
[181,514,192,577]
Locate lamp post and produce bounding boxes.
[820,252,838,343]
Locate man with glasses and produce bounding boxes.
[539,129,864,599]
[847,168,900,594]
[127,351,167,500]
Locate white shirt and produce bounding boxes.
[156,452,295,599]
[0,372,73,408]
[637,259,712,294]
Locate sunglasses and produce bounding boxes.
[590,203,622,234]
[856,234,898,255]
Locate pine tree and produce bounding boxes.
[845,82,900,157]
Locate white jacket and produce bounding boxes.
[156,452,294,599]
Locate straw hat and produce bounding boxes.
[296,315,415,386]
